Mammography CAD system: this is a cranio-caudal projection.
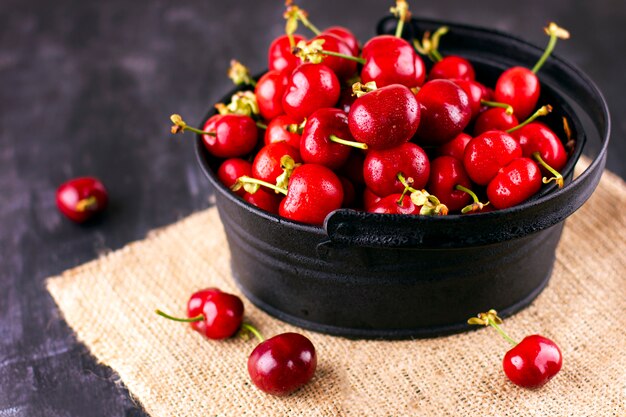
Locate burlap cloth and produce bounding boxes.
[47,160,625,417]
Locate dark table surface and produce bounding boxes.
[1,0,623,415]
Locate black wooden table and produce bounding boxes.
[1,1,623,415]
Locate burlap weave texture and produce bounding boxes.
[47,163,626,417]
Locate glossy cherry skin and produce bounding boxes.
[202,114,258,158]
[429,56,475,82]
[187,288,244,340]
[487,157,542,209]
[255,70,289,121]
[427,156,472,212]
[436,132,472,161]
[301,108,353,169]
[494,66,540,120]
[473,108,519,136]
[348,84,420,150]
[279,164,343,225]
[282,63,341,122]
[247,332,317,396]
[217,158,252,197]
[308,33,357,80]
[453,79,489,119]
[252,142,302,184]
[56,177,108,223]
[363,142,430,197]
[368,194,419,215]
[323,26,360,55]
[244,188,282,214]
[503,334,562,388]
[360,35,426,88]
[414,79,472,146]
[264,114,301,149]
[511,122,567,172]
[464,131,522,186]
[268,34,306,73]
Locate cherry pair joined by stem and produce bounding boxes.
[469,310,562,388]
[56,177,108,223]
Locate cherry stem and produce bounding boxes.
[455,184,489,214]
[256,121,267,130]
[298,15,321,36]
[237,176,288,196]
[397,176,414,205]
[320,50,366,64]
[155,309,204,323]
[532,151,564,188]
[480,99,514,115]
[397,172,418,193]
[170,114,216,136]
[329,134,368,149]
[75,196,97,212]
[532,23,569,74]
[506,105,553,134]
[487,317,518,346]
[240,323,265,343]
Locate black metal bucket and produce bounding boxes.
[195,17,610,339]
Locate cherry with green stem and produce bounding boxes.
[456,184,489,214]
[228,59,256,87]
[495,22,570,119]
[397,172,449,216]
[156,288,245,340]
[468,309,563,388]
[414,26,476,82]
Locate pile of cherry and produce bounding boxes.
[172,0,573,226]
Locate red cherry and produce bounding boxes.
[361,35,425,88]
[427,156,473,212]
[436,132,472,161]
[201,114,258,158]
[255,70,289,121]
[494,67,540,120]
[362,188,382,211]
[282,63,341,122]
[247,332,317,396]
[323,26,360,55]
[469,310,563,389]
[268,34,306,73]
[414,79,472,146]
[252,142,302,184]
[156,288,244,340]
[368,194,419,215]
[218,158,252,197]
[511,122,567,172]
[264,114,302,149]
[487,157,542,209]
[473,108,519,136]
[453,79,489,119]
[363,142,430,197]
[503,334,563,388]
[300,108,356,169]
[348,84,420,150]
[244,188,282,214]
[308,33,357,80]
[464,131,522,186]
[429,56,475,82]
[279,164,343,225]
[56,177,108,223]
